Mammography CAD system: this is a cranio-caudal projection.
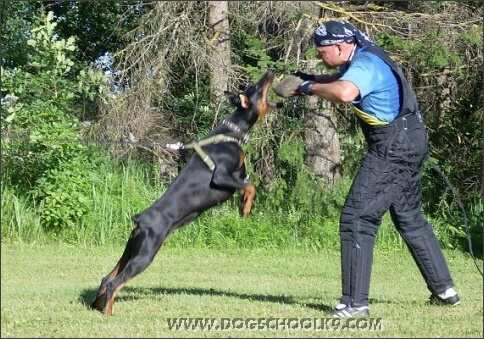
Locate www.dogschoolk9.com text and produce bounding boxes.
[167,317,384,331]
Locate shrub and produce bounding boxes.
[1,10,110,235]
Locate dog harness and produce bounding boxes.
[184,134,243,171]
[164,119,249,171]
[181,118,250,171]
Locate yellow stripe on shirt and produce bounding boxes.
[352,106,389,126]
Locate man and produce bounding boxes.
[284,20,460,317]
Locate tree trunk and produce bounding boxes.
[303,60,342,186]
[208,1,231,106]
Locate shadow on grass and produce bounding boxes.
[79,286,333,313]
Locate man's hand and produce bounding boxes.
[297,81,315,95]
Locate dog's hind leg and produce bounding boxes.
[91,224,166,315]
[90,228,137,311]
[90,264,119,311]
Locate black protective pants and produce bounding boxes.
[339,115,454,307]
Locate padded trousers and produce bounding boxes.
[339,119,454,307]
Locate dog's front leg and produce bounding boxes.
[210,167,255,217]
[210,167,248,189]
[239,183,255,217]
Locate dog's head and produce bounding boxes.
[225,70,283,129]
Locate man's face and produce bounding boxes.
[316,44,343,68]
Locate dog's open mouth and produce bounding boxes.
[258,71,283,111]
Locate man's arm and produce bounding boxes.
[275,72,359,100]
[312,80,359,103]
[300,79,360,103]
[314,73,342,84]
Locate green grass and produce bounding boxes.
[1,243,482,337]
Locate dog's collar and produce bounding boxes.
[221,119,249,143]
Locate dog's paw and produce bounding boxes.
[239,184,255,217]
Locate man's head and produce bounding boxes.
[312,20,373,67]
[313,20,357,47]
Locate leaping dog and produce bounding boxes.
[90,70,281,315]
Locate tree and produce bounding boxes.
[0,1,152,68]
[39,1,152,64]
[304,91,342,184]
[0,1,40,68]
[208,1,231,105]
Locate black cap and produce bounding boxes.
[313,20,357,46]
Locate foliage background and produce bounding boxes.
[1,1,482,257]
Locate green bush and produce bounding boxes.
[1,10,110,235]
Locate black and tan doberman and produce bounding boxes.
[90,70,281,315]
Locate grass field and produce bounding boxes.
[1,242,482,338]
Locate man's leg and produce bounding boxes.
[390,125,457,305]
[389,166,457,304]
[335,152,395,316]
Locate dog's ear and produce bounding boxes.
[239,94,250,109]
[225,91,250,109]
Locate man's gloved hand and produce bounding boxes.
[272,76,316,97]
[297,80,315,95]
[272,75,304,97]
[292,71,316,82]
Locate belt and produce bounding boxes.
[392,112,424,130]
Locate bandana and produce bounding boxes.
[313,20,375,47]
